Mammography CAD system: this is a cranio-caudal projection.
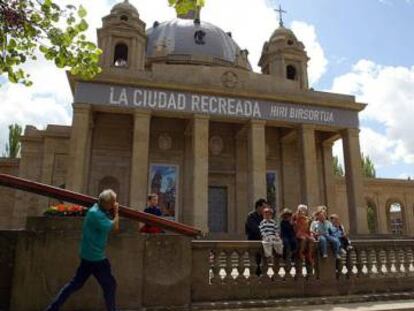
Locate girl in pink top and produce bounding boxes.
[292,204,315,264]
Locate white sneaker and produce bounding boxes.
[340,248,347,255]
[336,254,342,259]
[322,254,328,258]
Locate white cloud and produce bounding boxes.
[291,21,328,86]
[0,55,73,153]
[331,59,414,168]
[359,127,398,167]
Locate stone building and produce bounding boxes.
[1,0,413,236]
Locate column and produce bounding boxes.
[403,193,414,236]
[191,115,209,232]
[342,128,368,235]
[321,141,336,209]
[130,110,151,210]
[298,124,319,207]
[375,193,388,234]
[38,138,56,214]
[235,131,249,234]
[247,120,267,208]
[66,104,92,193]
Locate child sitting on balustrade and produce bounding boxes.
[259,207,283,259]
[292,204,315,264]
[310,210,344,259]
[280,208,297,262]
[329,214,352,251]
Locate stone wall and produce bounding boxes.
[0,230,19,310]
[0,158,19,229]
[4,217,191,311]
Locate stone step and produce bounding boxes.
[197,300,414,311]
[191,292,414,311]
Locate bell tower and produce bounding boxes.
[98,0,146,71]
[259,6,309,89]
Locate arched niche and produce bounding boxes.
[286,64,297,80]
[113,43,129,67]
[366,197,378,234]
[386,199,405,235]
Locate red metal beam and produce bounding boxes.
[0,174,202,238]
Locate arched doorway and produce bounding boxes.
[386,199,405,235]
[366,198,377,234]
[113,43,128,67]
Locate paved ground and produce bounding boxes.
[200,300,414,311]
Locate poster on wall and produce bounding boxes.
[148,164,178,221]
[266,171,278,212]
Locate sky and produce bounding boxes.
[1,0,413,179]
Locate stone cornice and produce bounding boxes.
[67,69,366,112]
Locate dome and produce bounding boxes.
[111,0,139,17]
[146,18,252,71]
[270,25,297,42]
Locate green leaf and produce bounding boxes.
[67,16,76,25]
[8,39,17,49]
[78,19,88,32]
[31,13,42,23]
[70,67,79,75]
[15,69,25,80]
[78,5,87,18]
[55,55,66,68]
[39,45,49,53]
[85,42,96,50]
[8,72,18,83]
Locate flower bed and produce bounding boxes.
[43,204,88,217]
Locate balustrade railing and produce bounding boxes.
[191,239,414,302]
[337,240,414,279]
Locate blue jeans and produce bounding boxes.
[282,237,298,260]
[45,258,117,311]
[318,235,341,256]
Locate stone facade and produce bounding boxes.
[0,1,413,237]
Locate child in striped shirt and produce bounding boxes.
[259,207,283,258]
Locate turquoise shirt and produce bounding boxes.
[80,204,114,261]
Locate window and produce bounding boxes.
[286,65,297,80]
[113,43,128,67]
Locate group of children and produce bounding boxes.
[259,204,351,264]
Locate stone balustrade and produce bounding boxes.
[191,239,414,302]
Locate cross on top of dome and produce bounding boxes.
[274,4,287,27]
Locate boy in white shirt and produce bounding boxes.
[259,207,283,258]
